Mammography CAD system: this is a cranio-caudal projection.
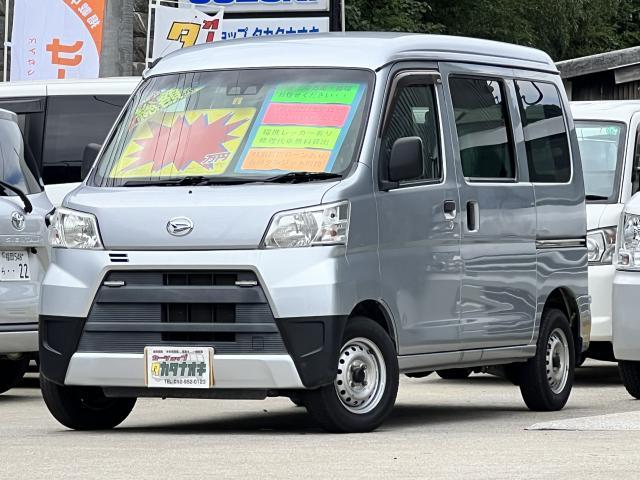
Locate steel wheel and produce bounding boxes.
[546,327,570,394]
[334,337,387,414]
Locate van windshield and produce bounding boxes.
[576,121,625,202]
[90,68,373,187]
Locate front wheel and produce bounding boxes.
[304,317,399,433]
[40,376,136,430]
[518,308,575,411]
[0,356,30,394]
[619,361,640,399]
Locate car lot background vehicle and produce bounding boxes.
[571,101,640,362]
[613,192,640,398]
[0,109,52,394]
[0,77,139,205]
[38,33,590,433]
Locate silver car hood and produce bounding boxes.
[64,183,337,250]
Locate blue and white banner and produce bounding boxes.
[182,0,329,13]
[220,17,329,41]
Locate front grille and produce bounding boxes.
[77,270,285,354]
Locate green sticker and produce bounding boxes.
[252,126,340,149]
[271,83,360,104]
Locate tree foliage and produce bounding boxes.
[345,0,640,61]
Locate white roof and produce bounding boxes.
[149,32,557,77]
[0,76,140,97]
[570,100,640,123]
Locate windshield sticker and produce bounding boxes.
[237,82,365,173]
[110,108,255,178]
[133,87,204,124]
[271,83,360,104]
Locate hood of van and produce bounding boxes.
[64,183,337,250]
[586,203,623,231]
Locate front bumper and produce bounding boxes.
[588,264,614,342]
[0,323,38,354]
[613,270,640,361]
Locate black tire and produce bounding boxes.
[0,356,29,394]
[518,308,575,411]
[289,393,306,407]
[619,361,640,399]
[304,317,399,433]
[40,376,136,430]
[436,368,472,380]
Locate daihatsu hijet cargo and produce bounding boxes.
[0,109,52,394]
[571,101,640,363]
[39,33,590,433]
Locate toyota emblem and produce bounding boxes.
[167,217,194,237]
[11,211,25,232]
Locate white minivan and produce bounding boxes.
[571,101,640,362]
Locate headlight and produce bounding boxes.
[617,213,640,270]
[262,201,350,249]
[587,227,616,264]
[50,208,103,249]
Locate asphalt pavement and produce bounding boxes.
[1,360,639,479]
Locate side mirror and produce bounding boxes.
[81,143,101,180]
[388,136,423,183]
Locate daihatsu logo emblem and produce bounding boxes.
[11,211,25,232]
[167,217,193,236]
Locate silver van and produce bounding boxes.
[39,33,590,433]
[0,109,52,394]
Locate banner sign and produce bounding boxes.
[220,17,329,41]
[152,5,224,61]
[237,82,365,173]
[184,0,329,13]
[10,0,106,81]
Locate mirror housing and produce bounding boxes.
[81,143,101,180]
[387,136,423,183]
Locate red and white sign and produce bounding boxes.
[10,0,106,81]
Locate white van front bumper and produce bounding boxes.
[0,327,38,354]
[613,271,640,361]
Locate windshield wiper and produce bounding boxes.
[122,176,262,187]
[0,180,33,213]
[264,172,342,184]
[586,194,609,201]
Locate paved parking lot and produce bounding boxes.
[1,360,639,479]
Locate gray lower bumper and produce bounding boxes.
[64,353,305,389]
[0,329,38,354]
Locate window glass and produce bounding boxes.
[576,121,624,201]
[450,77,515,179]
[381,82,441,183]
[91,69,373,187]
[516,80,571,183]
[42,95,128,183]
[0,118,41,195]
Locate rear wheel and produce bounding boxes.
[40,376,136,430]
[304,317,399,433]
[0,356,29,394]
[619,361,640,399]
[518,308,575,411]
[436,368,472,380]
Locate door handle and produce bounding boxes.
[443,200,457,220]
[467,201,479,232]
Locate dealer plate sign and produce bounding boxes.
[145,347,214,388]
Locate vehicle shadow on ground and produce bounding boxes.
[17,376,40,389]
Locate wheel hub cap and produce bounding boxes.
[334,337,387,414]
[546,328,570,394]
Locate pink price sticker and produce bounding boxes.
[262,103,350,128]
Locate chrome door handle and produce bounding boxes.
[443,200,457,220]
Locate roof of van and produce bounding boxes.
[0,76,140,98]
[149,32,557,77]
[570,100,640,123]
